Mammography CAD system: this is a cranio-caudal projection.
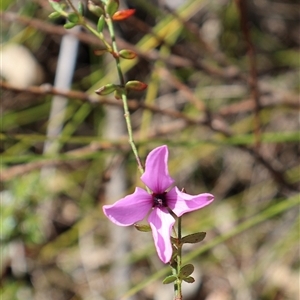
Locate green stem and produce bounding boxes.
[65,0,112,51]
[175,216,183,300]
[105,15,145,176]
[121,93,145,176]
[105,17,125,85]
[83,23,112,51]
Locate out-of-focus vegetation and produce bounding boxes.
[1,0,299,299]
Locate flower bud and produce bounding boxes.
[88,0,104,17]
[118,49,137,59]
[125,80,147,91]
[112,9,135,21]
[106,0,119,17]
[95,83,117,95]
[134,223,151,232]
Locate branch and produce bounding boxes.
[236,0,261,149]
[0,81,203,126]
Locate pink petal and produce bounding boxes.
[148,207,175,263]
[103,188,152,226]
[141,145,175,193]
[168,187,214,217]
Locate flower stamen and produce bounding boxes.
[152,192,167,207]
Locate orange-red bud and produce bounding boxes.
[112,9,135,21]
[125,80,147,91]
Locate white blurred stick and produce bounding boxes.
[42,27,80,156]
[40,2,81,242]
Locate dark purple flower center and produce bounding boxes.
[152,192,168,207]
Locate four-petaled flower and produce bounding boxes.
[103,145,214,263]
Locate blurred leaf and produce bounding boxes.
[97,15,105,33]
[106,0,119,17]
[162,275,177,284]
[64,22,77,29]
[183,276,195,283]
[67,12,79,24]
[134,223,151,232]
[181,232,206,244]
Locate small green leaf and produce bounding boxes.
[134,223,151,232]
[97,15,105,33]
[48,12,61,19]
[78,1,84,15]
[88,1,104,17]
[49,1,65,13]
[162,275,177,284]
[95,83,117,95]
[181,232,206,244]
[183,276,195,283]
[179,264,194,279]
[67,12,79,23]
[106,0,119,17]
[64,22,77,29]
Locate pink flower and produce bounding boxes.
[103,145,214,263]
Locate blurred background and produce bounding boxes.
[1,0,299,299]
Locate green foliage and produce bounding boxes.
[49,1,65,14]
[183,276,195,283]
[48,11,61,19]
[181,232,206,244]
[64,21,77,29]
[162,275,177,284]
[78,1,84,16]
[105,0,119,17]
[1,174,46,244]
[67,12,80,24]
[95,83,117,95]
[0,0,14,10]
[179,264,194,279]
[97,15,105,33]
